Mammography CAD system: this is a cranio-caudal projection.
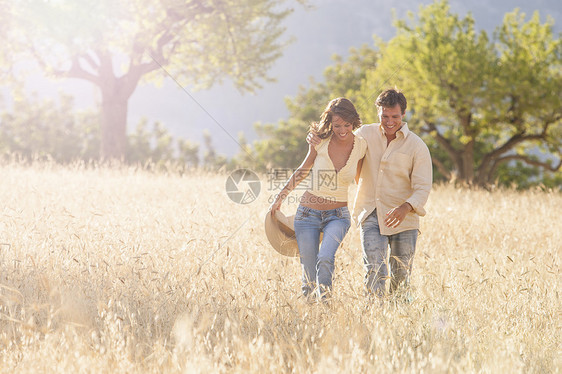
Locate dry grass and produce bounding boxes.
[0,163,560,373]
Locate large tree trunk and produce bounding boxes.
[61,48,161,160]
[100,92,128,160]
[458,113,475,185]
[461,141,475,184]
[97,61,143,160]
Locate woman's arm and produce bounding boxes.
[269,144,317,214]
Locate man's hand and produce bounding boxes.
[384,202,413,228]
[306,132,321,147]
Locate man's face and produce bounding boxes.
[378,104,404,138]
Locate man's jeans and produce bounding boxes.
[360,209,418,296]
[294,205,351,298]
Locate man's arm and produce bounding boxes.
[355,157,364,184]
[306,132,322,147]
[384,141,432,228]
[405,142,433,216]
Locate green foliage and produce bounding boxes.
[4,0,303,158]
[250,118,310,170]
[358,0,562,186]
[10,0,298,91]
[238,0,561,188]
[202,130,228,171]
[127,119,200,168]
[0,2,16,83]
[0,92,202,168]
[494,161,562,190]
[0,91,99,162]
[176,138,200,169]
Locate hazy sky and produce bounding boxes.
[22,0,562,157]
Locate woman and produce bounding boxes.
[269,97,367,301]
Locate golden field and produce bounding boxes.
[0,163,560,373]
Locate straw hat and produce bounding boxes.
[264,210,299,257]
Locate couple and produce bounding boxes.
[269,89,432,301]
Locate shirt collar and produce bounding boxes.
[378,122,410,139]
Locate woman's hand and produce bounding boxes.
[269,195,283,216]
[268,143,317,218]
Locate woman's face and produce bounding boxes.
[331,114,353,141]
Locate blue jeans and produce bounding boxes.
[360,209,418,296]
[294,205,351,298]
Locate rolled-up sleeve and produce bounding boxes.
[406,143,432,216]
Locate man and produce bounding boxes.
[308,89,432,298]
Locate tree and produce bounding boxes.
[0,91,100,162]
[128,118,200,168]
[177,138,200,168]
[0,2,19,85]
[128,119,175,163]
[358,0,561,186]
[5,0,303,159]
[0,88,205,167]
[202,130,227,170]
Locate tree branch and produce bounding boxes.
[424,121,459,160]
[20,32,102,85]
[489,154,562,181]
[432,156,452,180]
[125,0,216,83]
[477,131,547,176]
[47,55,99,86]
[221,6,239,72]
[541,112,562,132]
[423,121,465,175]
[80,51,100,72]
[484,109,560,165]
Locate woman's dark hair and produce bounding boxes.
[310,97,362,139]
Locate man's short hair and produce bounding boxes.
[376,89,407,114]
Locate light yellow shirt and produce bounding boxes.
[352,123,432,235]
[307,134,367,202]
